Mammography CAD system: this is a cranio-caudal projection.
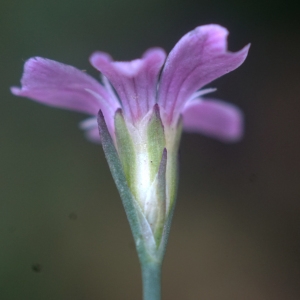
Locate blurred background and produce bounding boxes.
[1,0,300,299]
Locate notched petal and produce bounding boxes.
[90,49,167,123]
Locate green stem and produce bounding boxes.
[141,261,162,300]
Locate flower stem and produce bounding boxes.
[141,260,162,300]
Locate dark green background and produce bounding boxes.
[1,0,300,299]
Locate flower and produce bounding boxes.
[12,24,249,143]
[11,24,249,249]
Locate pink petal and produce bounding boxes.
[79,117,101,143]
[84,127,101,143]
[182,98,244,142]
[90,48,166,123]
[158,24,250,124]
[11,57,117,116]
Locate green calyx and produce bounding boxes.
[165,117,182,211]
[114,109,137,195]
[147,104,166,182]
[113,106,182,249]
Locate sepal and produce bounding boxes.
[97,108,181,262]
[98,110,160,261]
[144,149,167,246]
[114,109,137,194]
[165,116,182,213]
[147,104,166,182]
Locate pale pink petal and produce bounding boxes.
[182,98,244,142]
[84,127,101,143]
[79,117,101,143]
[158,24,250,124]
[90,48,166,123]
[11,57,118,116]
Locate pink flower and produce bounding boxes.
[11,24,249,143]
[11,24,250,254]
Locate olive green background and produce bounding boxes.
[1,0,300,299]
